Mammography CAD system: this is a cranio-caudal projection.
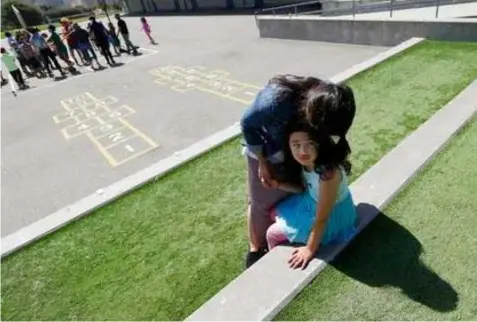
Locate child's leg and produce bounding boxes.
[146,32,155,43]
[10,69,25,87]
[266,222,288,250]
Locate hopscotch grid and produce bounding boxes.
[54,92,158,167]
[86,132,118,167]
[149,66,261,105]
[102,135,138,149]
[91,124,128,139]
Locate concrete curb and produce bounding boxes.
[186,79,477,321]
[1,37,424,258]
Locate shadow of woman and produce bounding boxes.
[329,203,458,313]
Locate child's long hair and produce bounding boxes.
[282,117,352,185]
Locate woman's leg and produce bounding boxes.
[247,156,290,252]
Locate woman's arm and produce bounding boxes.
[271,181,303,193]
[239,86,276,158]
[307,169,340,253]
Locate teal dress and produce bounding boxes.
[275,167,357,245]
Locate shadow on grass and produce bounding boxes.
[331,203,458,313]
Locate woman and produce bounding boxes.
[240,75,356,268]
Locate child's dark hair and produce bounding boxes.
[140,17,146,22]
[282,117,352,184]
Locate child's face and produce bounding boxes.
[289,131,317,168]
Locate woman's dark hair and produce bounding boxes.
[301,81,356,138]
[282,117,352,185]
[267,74,325,105]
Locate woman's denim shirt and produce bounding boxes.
[240,84,297,164]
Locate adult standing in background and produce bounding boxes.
[115,14,138,55]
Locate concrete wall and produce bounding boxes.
[321,0,477,16]
[125,0,311,14]
[257,16,477,46]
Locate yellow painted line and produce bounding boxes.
[91,123,127,139]
[85,92,113,113]
[154,79,168,86]
[102,134,138,149]
[193,85,253,105]
[86,132,118,167]
[61,128,70,140]
[113,146,157,166]
[119,118,158,148]
[53,113,74,124]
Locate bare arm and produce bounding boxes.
[306,169,340,253]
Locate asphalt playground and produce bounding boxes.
[1,15,388,237]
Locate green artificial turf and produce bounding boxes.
[2,40,477,321]
[276,118,477,320]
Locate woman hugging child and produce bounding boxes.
[267,82,358,269]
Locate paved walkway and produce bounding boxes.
[1,15,387,237]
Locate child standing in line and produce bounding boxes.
[72,24,102,70]
[107,22,122,56]
[140,17,157,45]
[265,86,358,270]
[46,25,79,74]
[1,47,28,90]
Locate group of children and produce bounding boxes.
[1,15,156,92]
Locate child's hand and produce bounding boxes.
[289,246,314,270]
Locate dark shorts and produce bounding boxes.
[78,42,92,51]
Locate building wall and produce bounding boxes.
[124,0,304,13]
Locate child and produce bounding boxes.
[1,71,8,86]
[140,17,156,45]
[17,31,45,79]
[266,113,357,270]
[47,25,79,74]
[107,22,121,56]
[31,28,64,78]
[72,24,102,70]
[1,47,28,90]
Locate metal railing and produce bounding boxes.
[255,0,446,19]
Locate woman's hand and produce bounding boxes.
[258,160,272,188]
[288,246,315,270]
